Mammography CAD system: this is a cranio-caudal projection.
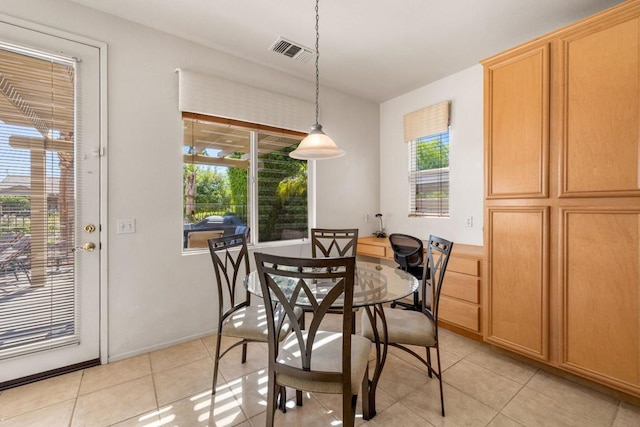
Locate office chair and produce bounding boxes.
[388,233,424,310]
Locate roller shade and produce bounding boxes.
[403,101,451,142]
[177,68,314,133]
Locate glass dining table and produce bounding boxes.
[244,261,419,420]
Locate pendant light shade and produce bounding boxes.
[290,0,345,160]
[290,123,344,160]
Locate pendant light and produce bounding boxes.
[290,0,345,160]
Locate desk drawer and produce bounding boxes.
[442,271,480,303]
[358,244,386,258]
[447,256,480,276]
[439,297,480,332]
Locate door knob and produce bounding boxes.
[72,242,96,252]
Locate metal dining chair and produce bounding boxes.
[207,234,302,398]
[254,252,370,427]
[362,235,454,416]
[310,228,359,332]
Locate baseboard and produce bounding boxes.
[107,328,217,363]
[0,359,100,391]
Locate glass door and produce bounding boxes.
[0,20,102,383]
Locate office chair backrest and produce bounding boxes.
[388,233,424,271]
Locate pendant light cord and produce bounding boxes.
[314,0,320,125]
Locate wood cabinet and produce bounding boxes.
[356,236,483,338]
[483,0,640,397]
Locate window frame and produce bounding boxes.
[181,112,311,249]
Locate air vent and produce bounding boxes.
[269,37,314,63]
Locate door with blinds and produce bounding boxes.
[0,20,102,383]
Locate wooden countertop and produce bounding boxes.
[358,236,483,257]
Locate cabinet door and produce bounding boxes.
[560,209,640,392]
[485,207,549,360]
[560,17,640,196]
[485,45,549,198]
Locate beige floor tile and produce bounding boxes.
[376,353,432,402]
[465,347,538,385]
[402,381,498,426]
[217,342,268,381]
[223,369,270,419]
[110,407,161,427]
[248,394,340,426]
[444,359,523,410]
[487,413,525,426]
[80,353,151,395]
[156,389,247,427]
[437,329,483,358]
[149,338,210,372]
[388,345,463,375]
[0,371,82,420]
[154,356,215,406]
[613,401,640,427]
[0,399,74,427]
[363,401,436,427]
[71,375,156,427]
[524,371,618,424]
[502,387,615,427]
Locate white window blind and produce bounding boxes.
[405,101,451,217]
[0,43,79,358]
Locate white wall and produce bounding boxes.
[1,0,379,361]
[379,65,484,246]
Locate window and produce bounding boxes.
[404,101,451,217]
[409,132,449,216]
[182,113,308,249]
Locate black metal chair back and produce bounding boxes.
[311,228,358,258]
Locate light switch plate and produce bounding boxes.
[117,218,136,234]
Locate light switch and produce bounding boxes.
[117,218,136,234]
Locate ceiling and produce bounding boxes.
[71,0,625,103]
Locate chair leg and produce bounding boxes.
[296,389,303,406]
[278,386,287,413]
[212,333,223,395]
[426,347,433,378]
[435,345,445,417]
[241,342,247,363]
[343,391,355,427]
[266,380,277,427]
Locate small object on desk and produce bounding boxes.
[373,213,386,238]
[375,265,383,271]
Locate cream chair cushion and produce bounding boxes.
[361,307,436,347]
[276,331,371,395]
[222,305,302,342]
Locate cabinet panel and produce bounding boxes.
[486,45,549,198]
[439,297,480,332]
[486,207,549,360]
[447,256,480,276]
[561,209,640,387]
[561,17,640,195]
[442,271,480,303]
[357,243,386,258]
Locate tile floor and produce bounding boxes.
[1,319,640,426]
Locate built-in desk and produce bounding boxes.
[356,236,483,339]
